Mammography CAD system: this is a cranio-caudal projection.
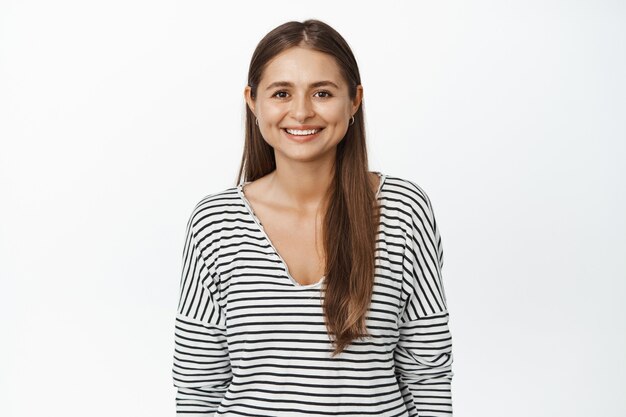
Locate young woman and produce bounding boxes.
[172,19,454,416]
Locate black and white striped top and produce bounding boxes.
[172,172,454,416]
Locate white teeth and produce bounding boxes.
[285,128,320,136]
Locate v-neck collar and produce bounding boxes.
[236,171,386,288]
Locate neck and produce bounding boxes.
[269,157,335,213]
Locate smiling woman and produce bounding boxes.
[171,19,454,416]
[244,46,362,163]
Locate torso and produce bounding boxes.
[241,172,381,286]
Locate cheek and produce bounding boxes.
[257,101,285,122]
[316,103,349,123]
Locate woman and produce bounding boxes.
[172,19,453,416]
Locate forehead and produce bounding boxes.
[260,47,344,87]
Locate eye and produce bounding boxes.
[272,90,289,99]
[315,90,332,98]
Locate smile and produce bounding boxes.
[284,128,322,135]
[282,127,324,142]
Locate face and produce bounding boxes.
[244,46,363,164]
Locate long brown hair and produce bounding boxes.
[236,19,380,357]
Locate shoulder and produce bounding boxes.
[381,173,436,221]
[186,185,244,231]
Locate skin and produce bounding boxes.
[242,46,377,284]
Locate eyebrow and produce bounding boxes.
[265,80,340,91]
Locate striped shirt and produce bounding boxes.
[172,172,454,416]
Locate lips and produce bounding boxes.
[282,125,324,130]
[282,127,324,142]
[283,128,322,135]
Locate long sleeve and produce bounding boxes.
[395,189,454,416]
[172,209,232,416]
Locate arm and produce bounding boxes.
[394,188,454,416]
[172,210,232,416]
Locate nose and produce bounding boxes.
[290,93,315,122]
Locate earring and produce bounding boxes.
[349,115,355,126]
[255,117,259,126]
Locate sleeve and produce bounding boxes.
[394,190,454,416]
[171,208,232,416]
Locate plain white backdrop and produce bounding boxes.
[1,1,625,416]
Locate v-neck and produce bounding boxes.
[236,171,387,288]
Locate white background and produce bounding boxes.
[1,1,625,416]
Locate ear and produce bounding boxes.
[244,85,256,115]
[351,84,363,115]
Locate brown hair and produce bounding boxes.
[237,19,380,357]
